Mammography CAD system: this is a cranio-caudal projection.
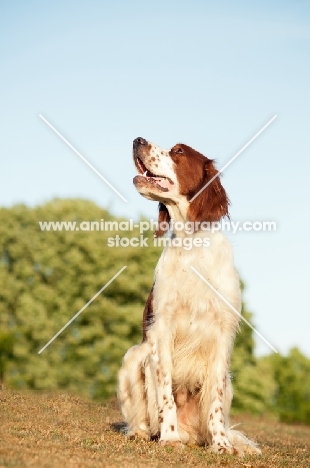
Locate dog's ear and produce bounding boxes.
[155,203,171,237]
[188,159,230,223]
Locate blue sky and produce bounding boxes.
[1,0,310,356]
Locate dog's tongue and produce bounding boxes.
[154,177,173,190]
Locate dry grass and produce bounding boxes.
[0,388,309,468]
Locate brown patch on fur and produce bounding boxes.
[159,416,163,423]
[220,431,225,436]
[142,286,154,342]
[139,365,146,400]
[170,425,175,431]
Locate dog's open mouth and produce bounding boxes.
[134,157,174,192]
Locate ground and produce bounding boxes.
[0,389,309,468]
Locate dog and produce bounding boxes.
[117,137,261,456]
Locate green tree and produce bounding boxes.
[265,348,310,424]
[0,199,160,399]
[0,330,14,388]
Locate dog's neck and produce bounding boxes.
[165,199,189,226]
[165,201,197,238]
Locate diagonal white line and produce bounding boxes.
[39,114,128,203]
[190,266,278,353]
[190,115,277,202]
[38,266,127,354]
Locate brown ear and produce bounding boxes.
[188,160,230,223]
[155,203,170,237]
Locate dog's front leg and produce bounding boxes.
[148,323,181,446]
[204,340,238,455]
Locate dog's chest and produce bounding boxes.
[152,233,240,331]
[155,246,204,293]
[153,248,207,325]
[154,237,220,304]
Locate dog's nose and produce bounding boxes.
[133,137,147,147]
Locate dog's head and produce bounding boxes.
[133,137,229,236]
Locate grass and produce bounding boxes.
[1,388,310,468]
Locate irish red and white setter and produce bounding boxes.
[117,137,261,456]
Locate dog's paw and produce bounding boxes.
[211,443,244,457]
[242,444,262,455]
[227,429,262,456]
[212,444,234,455]
[231,446,245,457]
[159,439,184,449]
[127,428,151,441]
